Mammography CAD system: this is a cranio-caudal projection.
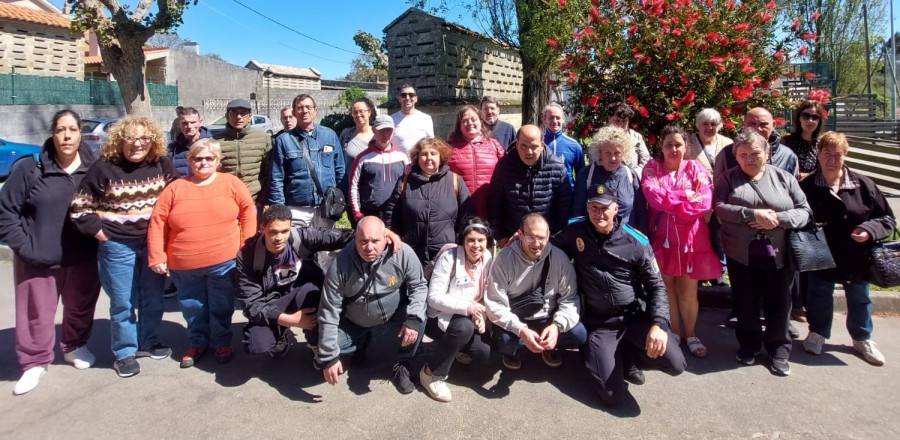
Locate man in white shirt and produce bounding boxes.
[390,84,434,153]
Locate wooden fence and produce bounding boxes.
[835,95,900,140]
[845,135,900,190]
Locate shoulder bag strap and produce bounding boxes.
[297,135,324,198]
[586,163,595,189]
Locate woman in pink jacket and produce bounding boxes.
[447,105,505,219]
[641,126,722,358]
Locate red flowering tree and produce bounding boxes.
[556,0,812,146]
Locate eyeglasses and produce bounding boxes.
[124,136,153,145]
[521,235,548,244]
[399,93,417,98]
[801,112,821,122]
[228,109,251,117]
[352,109,370,116]
[192,156,217,163]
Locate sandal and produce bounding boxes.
[686,336,707,358]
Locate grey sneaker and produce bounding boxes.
[502,353,521,371]
[541,350,562,368]
[419,365,451,402]
[114,356,141,378]
[803,332,825,355]
[391,362,414,394]
[769,357,791,376]
[853,339,886,366]
[136,343,172,360]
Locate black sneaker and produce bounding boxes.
[114,356,141,378]
[788,324,800,340]
[391,362,415,394]
[624,365,645,385]
[270,331,291,358]
[136,343,172,360]
[769,357,791,376]
[736,352,756,366]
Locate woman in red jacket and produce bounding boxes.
[447,105,505,219]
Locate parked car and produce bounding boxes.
[208,114,274,136]
[81,118,118,154]
[0,137,42,180]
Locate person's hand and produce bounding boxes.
[519,327,545,353]
[645,324,668,359]
[539,323,559,351]
[398,325,419,347]
[750,209,779,230]
[467,303,486,319]
[94,230,109,242]
[323,360,344,385]
[385,229,402,253]
[472,314,486,334]
[150,262,168,275]
[850,227,871,243]
[277,308,318,329]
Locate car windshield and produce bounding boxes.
[81,121,100,132]
[212,116,228,125]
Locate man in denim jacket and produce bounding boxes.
[270,94,346,227]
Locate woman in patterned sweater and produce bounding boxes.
[70,116,179,378]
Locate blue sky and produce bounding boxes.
[53,0,481,80]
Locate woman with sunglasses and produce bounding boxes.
[782,100,827,179]
[148,139,256,368]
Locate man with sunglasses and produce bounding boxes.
[390,84,434,153]
[213,99,273,205]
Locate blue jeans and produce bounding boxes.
[98,238,165,360]
[171,260,236,349]
[805,271,873,341]
[492,318,588,356]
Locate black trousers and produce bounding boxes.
[583,315,686,407]
[727,256,794,360]
[424,315,492,377]
[242,282,320,355]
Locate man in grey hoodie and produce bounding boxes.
[484,213,586,370]
[317,216,427,394]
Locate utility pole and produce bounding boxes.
[864,4,872,95]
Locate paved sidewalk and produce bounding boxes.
[1,261,899,439]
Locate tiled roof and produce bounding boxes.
[84,55,102,64]
[0,3,70,29]
[245,60,321,79]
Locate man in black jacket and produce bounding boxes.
[553,184,685,407]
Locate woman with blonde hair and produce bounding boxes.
[70,116,179,378]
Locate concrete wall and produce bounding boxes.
[0,19,83,78]
[0,104,176,145]
[168,50,260,123]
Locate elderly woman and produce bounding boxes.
[447,105,505,219]
[419,217,494,402]
[799,131,895,366]
[572,125,646,232]
[340,97,376,171]
[687,108,733,175]
[70,116,179,378]
[782,100,828,179]
[148,139,257,368]
[713,131,811,376]
[384,137,474,266]
[606,102,652,176]
[0,110,101,395]
[641,126,721,358]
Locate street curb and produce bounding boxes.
[1,243,897,313]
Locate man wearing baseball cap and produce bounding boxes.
[347,114,409,221]
[552,183,686,407]
[213,98,273,204]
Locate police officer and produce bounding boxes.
[553,184,686,407]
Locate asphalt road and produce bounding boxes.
[0,262,899,439]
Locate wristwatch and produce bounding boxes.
[653,320,670,332]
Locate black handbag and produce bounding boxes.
[297,136,346,221]
[747,181,835,271]
[787,223,836,272]
[509,257,551,319]
[869,240,900,288]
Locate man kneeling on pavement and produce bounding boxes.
[235,205,399,358]
[554,184,686,406]
[316,216,428,394]
[484,213,587,370]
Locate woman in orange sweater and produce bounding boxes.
[148,138,256,367]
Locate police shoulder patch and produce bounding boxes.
[576,237,585,252]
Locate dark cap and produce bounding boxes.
[586,184,618,206]
[226,99,252,110]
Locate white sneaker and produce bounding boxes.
[803,332,825,355]
[419,366,452,402]
[13,365,47,396]
[63,346,96,370]
[853,339,886,366]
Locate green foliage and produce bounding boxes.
[320,113,354,135]
[345,31,389,82]
[335,85,368,109]
[560,0,805,145]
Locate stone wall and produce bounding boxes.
[167,50,261,123]
[0,104,176,145]
[0,19,83,78]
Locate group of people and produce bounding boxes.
[0,85,894,409]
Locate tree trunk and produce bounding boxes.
[520,55,551,125]
[97,34,152,116]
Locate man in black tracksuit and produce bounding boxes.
[553,184,686,407]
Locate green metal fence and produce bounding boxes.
[0,69,178,106]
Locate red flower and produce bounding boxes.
[774,118,786,126]
[590,96,599,106]
[591,6,600,21]
[734,23,749,32]
[648,134,657,145]
[811,11,821,20]
[706,32,721,42]
[634,54,646,61]
[626,95,637,104]
[742,65,756,74]
[723,120,735,130]
[582,96,590,105]
[774,50,785,60]
[659,75,668,84]
[558,0,566,8]
[792,18,801,31]
[547,38,558,48]
[606,47,615,55]
[665,113,677,121]
[721,107,732,116]
[568,121,576,130]
[799,46,808,55]
[680,76,689,84]
[804,72,817,79]
[801,33,817,41]
[766,1,776,9]
[672,28,683,36]
[628,25,639,35]
[639,107,649,117]
[738,58,751,67]
[681,90,696,105]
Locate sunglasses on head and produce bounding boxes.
[801,112,821,122]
